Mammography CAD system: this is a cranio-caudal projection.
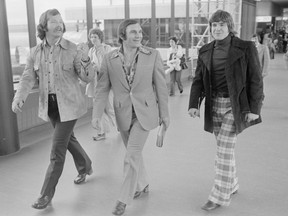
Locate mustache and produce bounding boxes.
[55,27,63,32]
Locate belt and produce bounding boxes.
[48,94,57,101]
[212,91,230,98]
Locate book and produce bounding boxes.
[156,124,166,148]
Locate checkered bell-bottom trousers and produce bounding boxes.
[208,97,239,206]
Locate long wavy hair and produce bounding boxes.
[37,9,66,40]
[88,28,104,43]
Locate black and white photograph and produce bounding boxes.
[0,0,288,216]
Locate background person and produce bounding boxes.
[93,19,170,215]
[251,34,270,77]
[11,9,94,210]
[85,28,116,141]
[166,36,184,96]
[188,10,263,211]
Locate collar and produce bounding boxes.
[111,45,151,59]
[200,34,245,54]
[41,37,68,50]
[214,34,231,47]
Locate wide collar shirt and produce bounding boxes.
[43,37,62,94]
[117,45,141,89]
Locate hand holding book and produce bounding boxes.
[156,123,167,148]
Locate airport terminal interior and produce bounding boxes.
[1,0,288,216]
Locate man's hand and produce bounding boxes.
[161,117,170,129]
[188,108,200,118]
[11,99,24,113]
[245,113,259,122]
[77,42,90,61]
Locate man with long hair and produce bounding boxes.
[12,9,94,209]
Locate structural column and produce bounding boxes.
[26,0,37,48]
[0,0,20,155]
[185,0,190,59]
[151,0,156,48]
[170,0,175,37]
[86,0,93,35]
[125,0,130,19]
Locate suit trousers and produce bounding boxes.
[169,69,183,95]
[40,94,92,198]
[208,96,239,206]
[118,116,149,205]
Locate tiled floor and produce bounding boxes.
[1,53,288,216]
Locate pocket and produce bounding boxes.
[62,64,73,72]
[145,97,156,107]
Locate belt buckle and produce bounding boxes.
[50,94,56,101]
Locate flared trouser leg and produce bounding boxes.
[118,119,149,205]
[40,119,77,197]
[208,97,239,206]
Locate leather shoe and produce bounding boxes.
[32,195,52,209]
[134,184,149,199]
[74,168,93,184]
[112,201,126,215]
[201,200,220,211]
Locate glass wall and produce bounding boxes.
[6,0,195,86]
[89,0,191,49]
[92,0,124,47]
[6,0,29,88]
[34,0,87,45]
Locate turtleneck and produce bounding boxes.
[212,34,231,93]
[214,34,231,47]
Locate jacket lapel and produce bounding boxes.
[200,41,215,74]
[226,37,245,68]
[131,53,144,88]
[110,57,130,90]
[131,47,152,89]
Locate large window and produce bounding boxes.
[6,0,29,88]
[92,0,124,47]
[34,0,87,45]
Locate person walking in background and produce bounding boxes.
[188,10,263,211]
[283,50,288,69]
[251,34,270,77]
[282,27,288,53]
[166,36,184,96]
[93,19,170,215]
[85,28,116,141]
[11,9,94,209]
[165,36,182,74]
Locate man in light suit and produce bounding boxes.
[93,19,170,215]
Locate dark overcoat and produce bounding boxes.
[188,36,263,134]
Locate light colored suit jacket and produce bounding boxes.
[94,46,169,131]
[13,38,94,122]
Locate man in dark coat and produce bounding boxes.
[188,10,263,211]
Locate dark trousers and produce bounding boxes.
[40,94,92,197]
[283,41,287,53]
[169,69,183,95]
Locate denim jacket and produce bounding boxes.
[13,38,95,122]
